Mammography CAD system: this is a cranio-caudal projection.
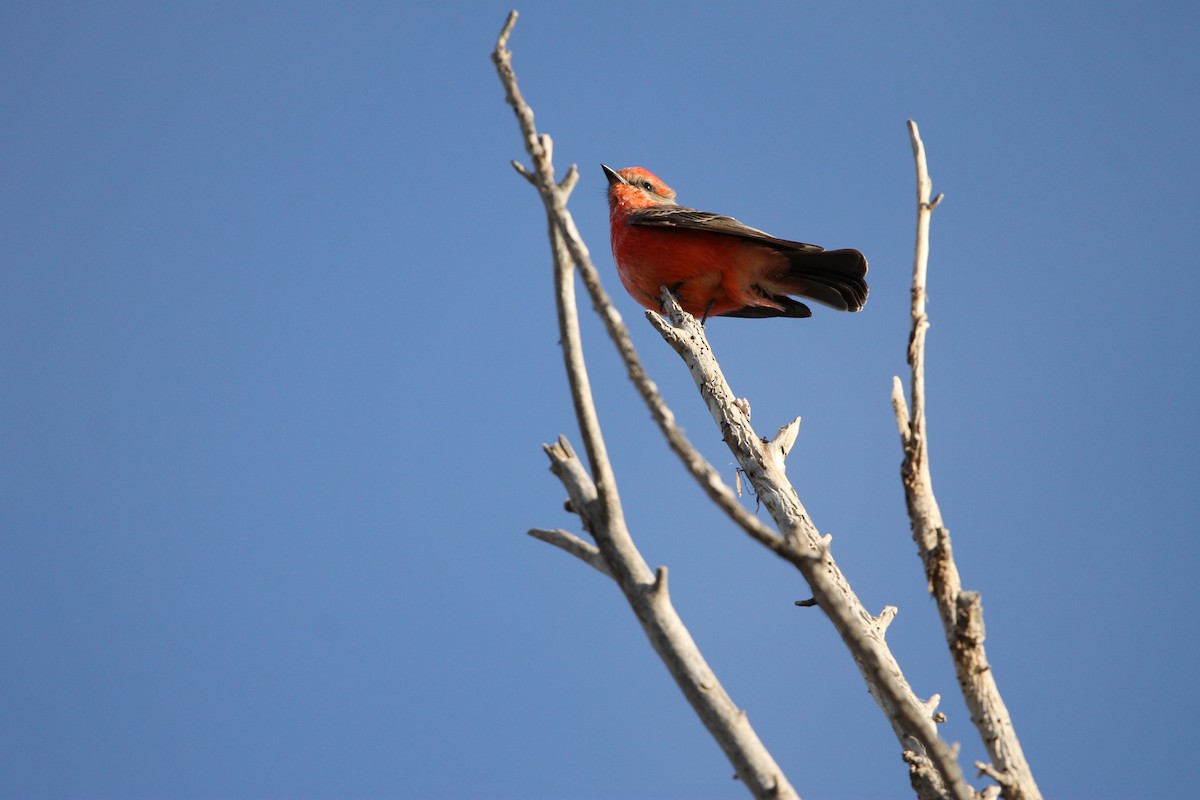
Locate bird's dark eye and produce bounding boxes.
[641,181,654,191]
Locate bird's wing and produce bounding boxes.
[625,205,825,253]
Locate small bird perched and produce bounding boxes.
[603,164,868,321]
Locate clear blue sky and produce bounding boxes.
[3,3,1197,798]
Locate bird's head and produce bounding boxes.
[602,164,677,210]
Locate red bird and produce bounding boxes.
[603,164,868,321]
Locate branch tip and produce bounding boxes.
[899,123,1040,800]
[497,23,805,800]
[542,435,572,463]
[560,164,579,196]
[769,418,801,465]
[494,11,518,60]
[875,605,898,633]
[511,160,535,184]
[527,527,612,578]
[644,308,669,332]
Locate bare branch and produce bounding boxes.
[498,16,787,560]
[494,16,799,799]
[649,289,974,800]
[503,28,975,794]
[495,14,1002,799]
[540,438,799,799]
[897,120,1042,800]
[528,528,612,577]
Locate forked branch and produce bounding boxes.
[892,120,1042,800]
[497,9,991,799]
[649,290,972,800]
[495,12,798,799]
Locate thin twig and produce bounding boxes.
[895,120,1042,800]
[528,528,611,577]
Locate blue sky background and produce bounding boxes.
[3,3,1197,798]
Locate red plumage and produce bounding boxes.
[604,165,868,320]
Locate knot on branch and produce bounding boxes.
[902,747,950,799]
[955,590,986,647]
[650,565,670,599]
[907,312,930,365]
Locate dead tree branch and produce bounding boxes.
[892,120,1042,800]
[495,10,996,798]
[494,12,798,799]
[649,291,973,800]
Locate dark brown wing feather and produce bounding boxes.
[723,295,813,318]
[627,205,869,314]
[625,206,826,253]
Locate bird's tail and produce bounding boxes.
[774,248,869,312]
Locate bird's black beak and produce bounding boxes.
[601,164,626,186]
